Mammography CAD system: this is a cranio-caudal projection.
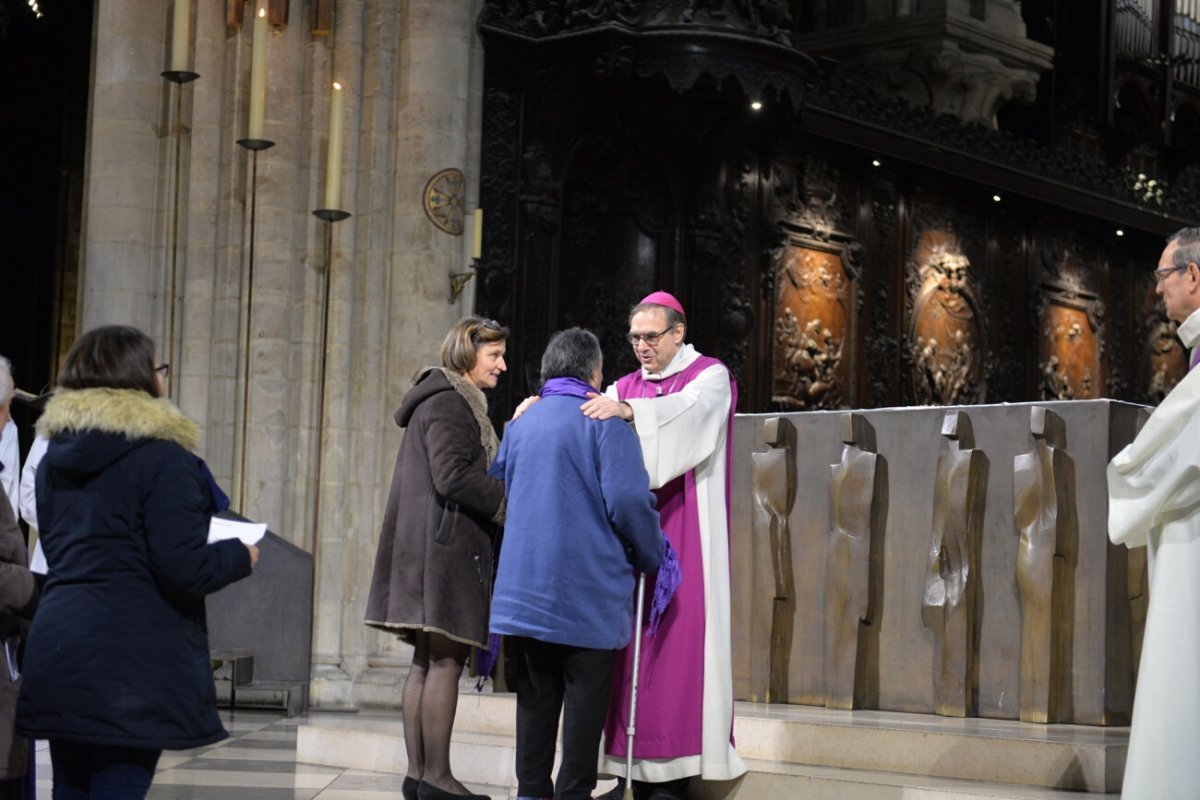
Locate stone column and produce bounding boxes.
[80,0,173,334]
[340,0,487,710]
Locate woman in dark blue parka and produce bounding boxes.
[16,326,256,799]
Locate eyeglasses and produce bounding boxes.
[154,363,170,377]
[626,327,674,346]
[1155,265,1189,284]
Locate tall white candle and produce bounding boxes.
[170,0,190,73]
[248,7,268,140]
[324,82,345,210]
[472,209,483,259]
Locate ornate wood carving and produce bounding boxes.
[802,75,1200,221]
[866,184,900,408]
[1136,269,1186,402]
[479,0,814,109]
[1036,245,1105,401]
[482,0,794,45]
[986,221,1025,402]
[770,158,861,410]
[906,227,986,405]
[691,138,762,401]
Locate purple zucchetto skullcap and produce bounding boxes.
[639,291,686,318]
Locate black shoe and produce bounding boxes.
[416,780,489,800]
[596,780,623,799]
[403,776,420,800]
[644,778,689,800]
[597,779,665,800]
[596,778,639,799]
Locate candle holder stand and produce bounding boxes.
[160,69,200,400]
[308,207,351,554]
[234,137,275,513]
[449,258,479,304]
[161,70,200,84]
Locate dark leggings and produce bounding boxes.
[49,740,161,800]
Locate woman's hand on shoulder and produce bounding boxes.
[512,395,540,420]
[245,543,260,568]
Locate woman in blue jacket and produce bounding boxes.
[489,328,663,800]
[16,325,256,799]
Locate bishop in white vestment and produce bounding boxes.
[1108,227,1200,800]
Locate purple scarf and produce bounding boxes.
[539,376,596,399]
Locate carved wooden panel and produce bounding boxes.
[772,244,851,409]
[1039,305,1099,399]
[1036,248,1105,401]
[1138,273,1186,402]
[769,157,860,411]
[906,228,985,405]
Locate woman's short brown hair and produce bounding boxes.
[440,316,508,374]
[59,325,160,398]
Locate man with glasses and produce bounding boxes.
[582,291,745,800]
[1109,226,1200,798]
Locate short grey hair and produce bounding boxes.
[0,357,11,412]
[1168,227,1200,270]
[540,327,602,384]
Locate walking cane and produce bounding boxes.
[623,572,647,800]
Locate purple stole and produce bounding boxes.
[604,355,738,760]
[1191,347,1200,371]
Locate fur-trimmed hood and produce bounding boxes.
[37,388,200,477]
[397,367,498,463]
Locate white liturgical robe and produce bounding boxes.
[1108,306,1200,799]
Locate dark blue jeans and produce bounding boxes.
[49,740,161,800]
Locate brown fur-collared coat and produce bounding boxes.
[364,368,504,649]
[0,496,35,779]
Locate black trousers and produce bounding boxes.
[511,637,614,800]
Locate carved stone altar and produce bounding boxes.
[1012,407,1076,723]
[921,411,985,717]
[824,413,884,710]
[749,417,797,704]
[730,399,1147,725]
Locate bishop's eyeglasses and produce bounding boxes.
[626,327,673,346]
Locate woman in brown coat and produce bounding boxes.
[0,483,36,800]
[365,317,508,800]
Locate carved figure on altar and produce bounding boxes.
[1013,406,1075,723]
[921,410,985,717]
[825,413,881,710]
[750,417,796,703]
